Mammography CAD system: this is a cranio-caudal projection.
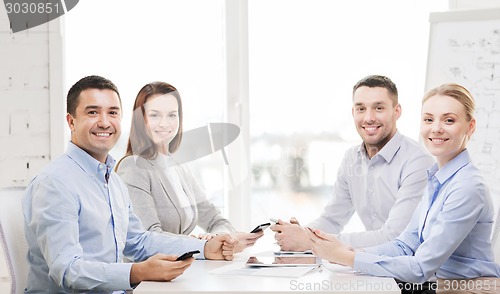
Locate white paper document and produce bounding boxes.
[209,262,318,278]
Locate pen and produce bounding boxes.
[274,251,313,255]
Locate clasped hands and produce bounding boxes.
[270,217,355,267]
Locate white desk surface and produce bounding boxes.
[134,236,400,294]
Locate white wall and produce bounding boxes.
[0,3,64,281]
[0,7,65,189]
[450,0,500,10]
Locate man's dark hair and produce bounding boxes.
[66,75,121,116]
[352,75,398,105]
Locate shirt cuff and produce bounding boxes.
[353,251,380,275]
[186,238,206,259]
[363,245,382,255]
[108,262,134,290]
[336,233,347,244]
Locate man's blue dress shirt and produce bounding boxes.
[23,142,205,293]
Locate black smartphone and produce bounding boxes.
[176,250,200,261]
[250,222,271,233]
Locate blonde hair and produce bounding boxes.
[422,83,475,122]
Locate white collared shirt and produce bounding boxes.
[308,131,435,248]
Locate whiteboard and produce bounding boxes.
[426,8,500,239]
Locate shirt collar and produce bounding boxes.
[66,142,116,178]
[357,130,402,163]
[427,149,471,185]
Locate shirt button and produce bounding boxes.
[104,184,108,188]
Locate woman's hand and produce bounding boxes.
[230,231,265,253]
[306,227,355,267]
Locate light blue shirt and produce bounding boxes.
[308,131,435,247]
[23,142,206,293]
[354,149,500,283]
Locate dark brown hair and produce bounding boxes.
[67,75,121,116]
[353,75,398,106]
[123,82,183,160]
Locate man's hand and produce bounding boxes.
[269,218,312,251]
[231,231,264,253]
[289,217,300,225]
[204,233,237,260]
[191,233,215,240]
[130,253,194,285]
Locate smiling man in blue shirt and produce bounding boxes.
[22,75,236,293]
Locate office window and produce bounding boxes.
[64,0,228,211]
[247,0,448,227]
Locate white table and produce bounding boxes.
[134,239,400,294]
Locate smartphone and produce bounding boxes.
[176,250,200,261]
[250,222,271,233]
